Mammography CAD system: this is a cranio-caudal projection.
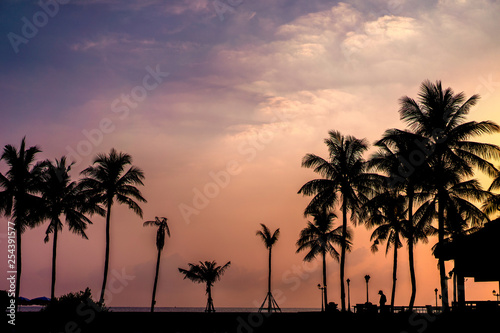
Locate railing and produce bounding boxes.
[354,302,499,314]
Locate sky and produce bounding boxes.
[1,0,500,309]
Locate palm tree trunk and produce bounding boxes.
[50,225,58,301]
[99,202,112,304]
[151,248,162,312]
[408,187,416,311]
[267,247,272,312]
[391,242,397,313]
[322,250,328,309]
[437,195,449,311]
[340,197,347,312]
[206,284,214,312]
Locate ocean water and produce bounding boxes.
[19,306,320,313]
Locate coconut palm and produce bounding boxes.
[79,148,147,304]
[178,260,231,313]
[296,207,350,310]
[256,223,280,313]
[399,80,500,310]
[298,130,379,311]
[143,216,171,312]
[368,128,433,310]
[362,189,406,312]
[0,138,45,310]
[41,156,103,301]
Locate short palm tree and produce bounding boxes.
[178,260,231,313]
[0,138,45,310]
[362,189,406,312]
[399,80,500,310]
[41,157,102,301]
[298,130,378,311]
[256,223,280,312]
[143,216,171,312]
[296,207,349,310]
[79,148,147,304]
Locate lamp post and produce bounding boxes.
[318,284,326,312]
[434,288,439,308]
[346,278,351,312]
[493,290,499,302]
[364,275,371,303]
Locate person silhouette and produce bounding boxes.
[378,290,387,313]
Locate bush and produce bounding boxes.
[41,288,107,330]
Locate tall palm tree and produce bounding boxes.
[399,80,500,310]
[296,207,350,310]
[79,148,147,304]
[0,138,45,311]
[178,260,231,313]
[362,189,405,312]
[256,223,280,313]
[143,216,170,312]
[41,156,102,301]
[298,130,378,311]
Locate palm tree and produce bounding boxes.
[362,189,405,312]
[296,207,349,310]
[41,156,102,301]
[178,260,231,312]
[256,223,281,313]
[143,216,171,312]
[298,130,379,311]
[368,128,433,310]
[79,148,147,304]
[399,80,500,310]
[0,138,45,310]
[402,199,437,309]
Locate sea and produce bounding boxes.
[18,306,320,313]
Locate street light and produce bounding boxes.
[493,290,499,302]
[318,284,326,312]
[346,278,351,312]
[434,288,439,308]
[364,275,371,303]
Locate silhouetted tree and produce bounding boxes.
[178,261,231,313]
[298,130,378,311]
[296,207,349,310]
[79,149,146,304]
[362,189,405,312]
[399,80,500,310]
[41,157,103,301]
[143,216,170,312]
[256,223,280,312]
[0,138,45,311]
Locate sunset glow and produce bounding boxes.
[2,0,500,310]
